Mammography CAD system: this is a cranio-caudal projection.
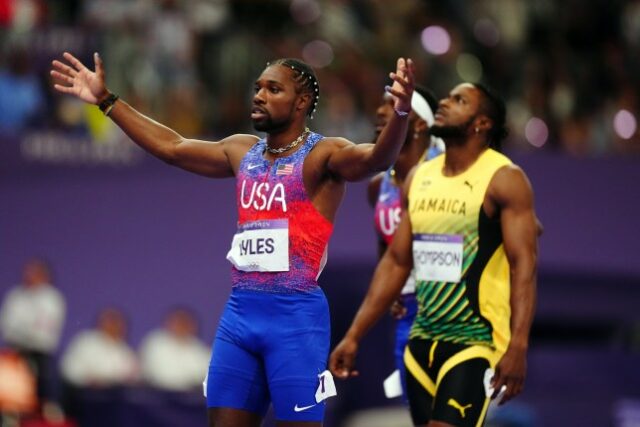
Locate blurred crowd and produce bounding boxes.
[0,258,210,427]
[1,0,639,155]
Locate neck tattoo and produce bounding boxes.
[266,127,310,154]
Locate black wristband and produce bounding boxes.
[98,93,119,114]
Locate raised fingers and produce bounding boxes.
[384,85,403,99]
[390,58,414,89]
[52,60,77,78]
[94,52,105,81]
[395,57,406,78]
[50,70,74,85]
[405,58,415,86]
[53,83,76,95]
[387,76,413,103]
[63,51,88,72]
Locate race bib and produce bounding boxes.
[383,369,403,399]
[400,270,416,295]
[315,370,337,403]
[227,219,289,272]
[483,368,506,399]
[413,233,463,282]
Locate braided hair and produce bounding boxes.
[473,83,509,152]
[268,58,320,118]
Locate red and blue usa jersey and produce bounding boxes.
[373,169,402,245]
[374,145,444,245]
[229,132,333,293]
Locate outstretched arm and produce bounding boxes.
[489,165,538,405]
[326,58,415,182]
[330,167,418,378]
[51,52,248,178]
[330,211,413,378]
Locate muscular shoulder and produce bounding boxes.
[401,164,421,207]
[221,133,261,167]
[314,136,354,153]
[304,136,354,172]
[488,164,533,206]
[221,134,260,152]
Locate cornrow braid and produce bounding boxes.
[268,58,320,118]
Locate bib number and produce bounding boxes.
[413,233,463,282]
[315,370,337,403]
[227,219,289,272]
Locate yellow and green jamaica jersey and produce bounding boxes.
[407,148,512,354]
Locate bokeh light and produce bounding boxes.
[525,117,549,147]
[421,26,451,55]
[550,84,574,119]
[474,19,500,47]
[290,0,321,25]
[613,109,637,139]
[302,40,334,68]
[456,53,483,82]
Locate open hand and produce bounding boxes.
[51,52,108,105]
[386,57,415,114]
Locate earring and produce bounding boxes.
[414,132,420,140]
[475,127,479,134]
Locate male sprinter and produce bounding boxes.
[368,85,443,400]
[331,83,538,427]
[51,53,414,427]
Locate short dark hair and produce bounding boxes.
[473,83,508,151]
[268,58,320,118]
[414,85,439,115]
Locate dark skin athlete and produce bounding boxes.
[330,83,539,427]
[51,52,415,427]
[367,92,431,319]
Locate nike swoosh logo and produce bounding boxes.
[247,164,261,170]
[293,404,316,412]
[380,193,391,202]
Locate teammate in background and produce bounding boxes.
[368,86,443,400]
[51,52,415,427]
[331,83,539,427]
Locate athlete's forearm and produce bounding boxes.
[345,252,410,342]
[367,112,410,171]
[107,98,185,163]
[508,255,537,350]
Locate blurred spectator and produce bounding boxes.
[5,1,640,154]
[59,307,137,425]
[139,308,210,392]
[0,258,65,404]
[0,349,37,415]
[0,45,45,133]
[60,308,138,388]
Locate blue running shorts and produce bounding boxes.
[395,293,418,400]
[206,287,330,422]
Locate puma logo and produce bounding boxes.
[420,179,432,189]
[463,180,474,192]
[447,398,472,418]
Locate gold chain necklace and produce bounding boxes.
[266,127,310,154]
